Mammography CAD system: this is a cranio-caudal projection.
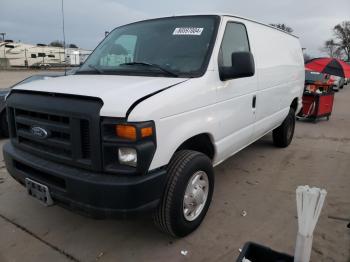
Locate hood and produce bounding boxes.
[13,75,188,117]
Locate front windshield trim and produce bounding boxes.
[77,15,221,78]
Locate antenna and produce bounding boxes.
[61,0,67,76]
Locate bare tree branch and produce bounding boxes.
[320,39,343,58]
[333,21,350,61]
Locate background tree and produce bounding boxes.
[269,23,294,33]
[321,39,342,58]
[49,42,79,49]
[49,40,64,47]
[333,21,350,61]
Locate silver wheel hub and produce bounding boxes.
[183,171,209,221]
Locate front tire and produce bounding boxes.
[0,111,9,138]
[154,150,214,237]
[273,108,295,148]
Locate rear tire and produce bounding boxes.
[273,108,295,148]
[0,111,9,138]
[154,150,214,237]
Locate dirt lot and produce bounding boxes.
[0,69,65,90]
[0,70,349,262]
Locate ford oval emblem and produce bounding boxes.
[30,126,49,139]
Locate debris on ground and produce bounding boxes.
[181,250,188,256]
[246,180,259,186]
[95,252,104,261]
[241,210,247,217]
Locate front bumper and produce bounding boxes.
[3,142,167,218]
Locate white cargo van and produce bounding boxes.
[3,14,304,237]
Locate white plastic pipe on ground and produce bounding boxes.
[294,186,327,262]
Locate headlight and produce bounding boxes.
[118,148,137,167]
[101,118,157,174]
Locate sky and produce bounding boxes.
[1,0,349,57]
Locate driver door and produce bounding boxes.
[216,21,258,158]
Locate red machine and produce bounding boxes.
[299,70,335,121]
[300,92,334,121]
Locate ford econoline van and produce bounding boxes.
[3,14,304,237]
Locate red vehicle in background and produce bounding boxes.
[299,70,335,121]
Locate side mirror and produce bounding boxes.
[219,51,255,81]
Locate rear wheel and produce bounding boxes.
[154,150,214,237]
[0,111,9,138]
[273,108,295,148]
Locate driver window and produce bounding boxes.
[219,22,250,67]
[100,35,137,66]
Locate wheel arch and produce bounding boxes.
[290,97,299,112]
[175,133,216,160]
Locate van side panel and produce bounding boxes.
[245,21,304,139]
[129,16,305,171]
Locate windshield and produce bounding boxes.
[305,71,324,82]
[78,16,219,78]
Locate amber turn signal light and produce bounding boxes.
[141,127,153,138]
[115,125,137,140]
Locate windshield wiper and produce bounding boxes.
[120,62,178,77]
[87,64,104,74]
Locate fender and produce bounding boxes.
[126,79,189,119]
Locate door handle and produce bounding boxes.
[252,95,257,108]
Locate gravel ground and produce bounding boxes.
[0,70,349,262]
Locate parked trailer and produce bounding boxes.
[0,42,91,67]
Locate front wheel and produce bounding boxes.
[154,150,214,237]
[273,108,295,148]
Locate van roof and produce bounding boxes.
[219,14,299,38]
[153,13,299,39]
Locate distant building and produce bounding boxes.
[0,41,91,67]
